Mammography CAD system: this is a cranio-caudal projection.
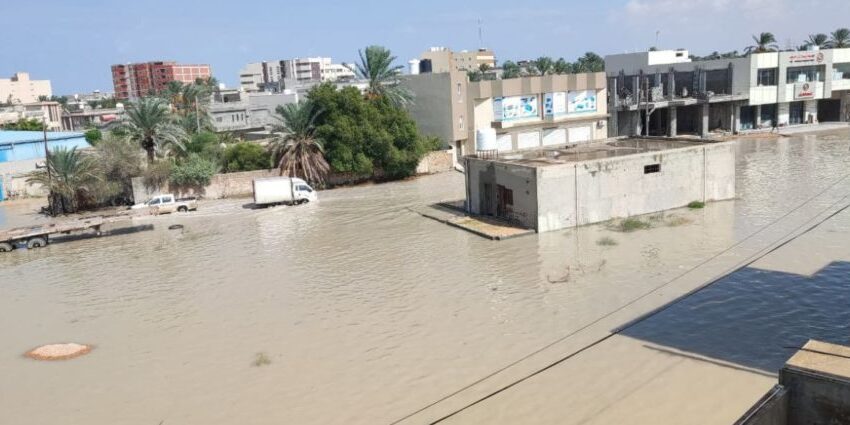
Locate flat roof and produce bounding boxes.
[473,138,715,167]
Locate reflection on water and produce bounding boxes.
[1,131,850,424]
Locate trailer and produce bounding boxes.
[0,216,116,252]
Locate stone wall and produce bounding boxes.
[416,149,454,175]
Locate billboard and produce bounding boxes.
[568,90,597,114]
[494,95,538,121]
[794,82,816,100]
[544,92,567,117]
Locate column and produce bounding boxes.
[755,105,762,128]
[731,102,739,134]
[633,111,642,136]
[700,103,710,138]
[668,106,678,137]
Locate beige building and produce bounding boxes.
[0,101,62,130]
[0,72,52,104]
[419,47,496,74]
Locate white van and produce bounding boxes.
[252,177,317,206]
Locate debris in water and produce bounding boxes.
[168,224,184,230]
[253,352,272,367]
[25,343,92,361]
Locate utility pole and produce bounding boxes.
[42,115,53,214]
[195,99,201,133]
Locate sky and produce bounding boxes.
[3,0,850,95]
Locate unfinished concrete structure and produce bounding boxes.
[606,48,850,137]
[464,139,735,232]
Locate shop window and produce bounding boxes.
[757,68,777,86]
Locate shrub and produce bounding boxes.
[687,201,706,209]
[84,128,103,145]
[223,143,271,172]
[143,160,173,189]
[169,154,218,187]
[618,217,651,232]
[597,236,618,246]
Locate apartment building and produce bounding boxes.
[418,47,497,74]
[403,71,608,160]
[0,101,63,130]
[239,57,355,92]
[112,61,211,100]
[0,73,52,104]
[606,48,850,137]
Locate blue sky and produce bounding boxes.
[3,0,849,94]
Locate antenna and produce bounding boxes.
[478,18,484,49]
[655,30,661,49]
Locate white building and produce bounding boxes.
[0,72,52,104]
[606,48,850,137]
[239,57,356,92]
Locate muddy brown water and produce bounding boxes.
[1,131,850,424]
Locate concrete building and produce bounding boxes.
[0,130,89,200]
[464,138,736,233]
[239,57,355,92]
[209,90,300,132]
[0,101,63,131]
[419,47,497,74]
[606,48,850,138]
[61,108,123,131]
[403,72,609,161]
[112,61,211,100]
[0,73,52,104]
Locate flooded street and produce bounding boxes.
[2,131,850,424]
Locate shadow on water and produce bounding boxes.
[620,261,850,373]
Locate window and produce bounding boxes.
[459,115,464,130]
[757,68,777,86]
[787,65,825,84]
[457,82,462,99]
[297,185,313,193]
[834,63,850,80]
[644,164,661,174]
[149,198,161,205]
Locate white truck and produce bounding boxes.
[252,177,317,207]
[131,194,198,214]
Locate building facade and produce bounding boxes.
[112,62,211,100]
[209,90,300,132]
[606,48,850,138]
[0,101,63,131]
[419,47,497,74]
[239,58,355,92]
[0,73,52,104]
[0,130,89,200]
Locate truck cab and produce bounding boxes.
[293,181,318,203]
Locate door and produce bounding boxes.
[496,185,513,218]
[789,102,805,125]
[482,184,493,216]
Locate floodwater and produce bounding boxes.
[1,130,850,424]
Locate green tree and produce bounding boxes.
[26,147,102,215]
[501,61,521,79]
[747,32,779,53]
[830,28,850,48]
[270,101,330,185]
[307,83,439,180]
[169,154,218,187]
[222,143,271,172]
[553,58,572,75]
[1,118,45,131]
[533,57,555,76]
[93,135,143,205]
[356,45,412,107]
[574,52,605,72]
[806,33,829,49]
[84,128,102,145]
[119,97,187,163]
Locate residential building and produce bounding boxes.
[209,90,300,132]
[418,47,497,74]
[0,72,52,104]
[0,101,63,131]
[239,57,355,92]
[605,48,850,138]
[111,61,211,100]
[0,130,89,200]
[404,71,608,160]
[61,108,123,131]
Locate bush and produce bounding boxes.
[597,236,618,246]
[95,136,143,204]
[618,217,651,232]
[223,143,271,172]
[687,201,706,209]
[169,154,218,187]
[84,128,103,145]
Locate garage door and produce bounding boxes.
[568,126,592,144]
[517,131,540,150]
[542,128,566,146]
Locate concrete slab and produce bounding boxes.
[415,204,535,240]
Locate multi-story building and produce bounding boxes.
[111,61,211,100]
[239,57,355,92]
[0,73,52,104]
[209,90,300,132]
[605,48,850,137]
[418,47,497,74]
[403,71,608,160]
[0,101,63,131]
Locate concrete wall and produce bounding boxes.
[734,386,789,425]
[465,157,538,228]
[415,149,454,174]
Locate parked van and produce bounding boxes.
[252,177,317,206]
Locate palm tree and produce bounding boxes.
[501,61,521,79]
[533,57,554,76]
[356,45,412,107]
[270,101,329,185]
[119,97,187,163]
[553,58,571,75]
[26,147,101,215]
[829,28,850,48]
[574,52,605,72]
[806,33,829,49]
[746,32,779,53]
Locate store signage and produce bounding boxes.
[795,82,816,99]
[568,90,598,114]
[494,95,538,121]
[788,52,825,64]
[544,92,567,116]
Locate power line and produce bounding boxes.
[391,172,850,425]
